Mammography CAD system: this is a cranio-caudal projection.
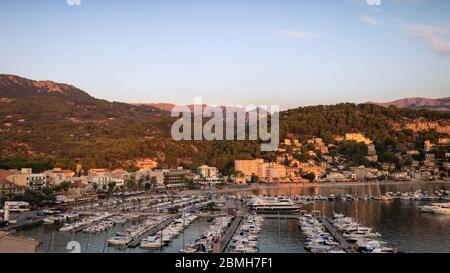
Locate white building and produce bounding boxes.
[391,172,410,181]
[197,165,218,178]
[88,173,124,189]
[6,168,46,191]
[44,168,75,185]
[135,169,167,185]
[193,175,224,185]
[325,172,347,182]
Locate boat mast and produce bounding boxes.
[103,227,112,253]
[160,213,164,253]
[277,211,281,253]
[85,233,92,253]
[49,231,55,253]
[182,212,185,251]
[376,179,381,197]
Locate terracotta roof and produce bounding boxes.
[49,170,74,174]
[0,170,13,180]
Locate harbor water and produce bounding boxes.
[14,182,450,253]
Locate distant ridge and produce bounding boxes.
[372,97,450,112]
[139,103,272,116]
[0,74,94,101]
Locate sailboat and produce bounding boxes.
[372,179,393,201]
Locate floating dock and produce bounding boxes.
[219,214,243,253]
[127,213,181,248]
[320,217,351,252]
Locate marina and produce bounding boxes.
[8,182,450,253]
[108,215,174,247]
[298,213,344,253]
[139,213,198,248]
[182,216,233,253]
[228,215,264,253]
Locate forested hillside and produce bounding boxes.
[1,75,448,173]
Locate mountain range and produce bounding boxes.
[148,98,450,113]
[374,97,450,112]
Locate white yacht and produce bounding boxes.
[419,202,450,215]
[140,236,164,248]
[108,236,131,245]
[248,196,301,214]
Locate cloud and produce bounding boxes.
[366,0,382,6]
[66,0,81,6]
[361,15,381,26]
[404,24,450,56]
[278,31,320,41]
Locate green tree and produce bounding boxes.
[42,186,53,196]
[55,181,71,192]
[250,174,259,184]
[107,182,116,193]
[302,172,316,183]
[126,179,137,191]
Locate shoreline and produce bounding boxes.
[182,180,450,195]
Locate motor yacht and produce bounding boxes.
[419,202,450,215]
[248,196,301,214]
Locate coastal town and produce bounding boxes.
[0,131,449,253]
[1,133,449,205]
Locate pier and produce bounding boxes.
[2,219,43,232]
[320,217,351,252]
[1,211,45,232]
[75,210,159,216]
[219,214,243,253]
[127,213,181,248]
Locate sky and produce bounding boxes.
[0,0,449,109]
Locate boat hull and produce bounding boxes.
[254,207,300,215]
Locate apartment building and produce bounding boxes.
[87,169,125,189]
[0,171,26,197]
[164,168,191,188]
[197,165,218,178]
[44,168,76,185]
[235,159,264,177]
[5,168,46,191]
[264,162,287,182]
[235,159,289,181]
[298,162,325,180]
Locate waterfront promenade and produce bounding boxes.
[181,180,450,195]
